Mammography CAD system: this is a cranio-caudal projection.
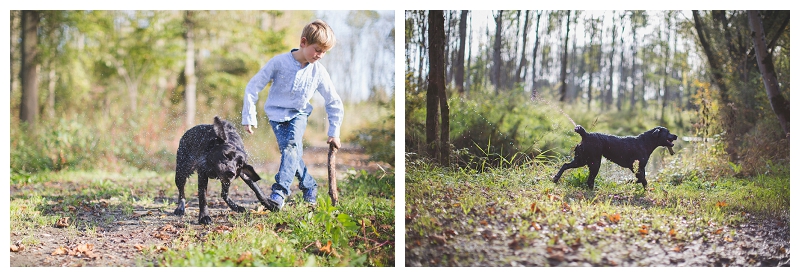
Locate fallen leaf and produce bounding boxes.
[55,217,70,228]
[51,246,68,256]
[319,240,332,254]
[716,201,728,208]
[452,202,461,207]
[561,202,571,212]
[430,234,447,244]
[530,202,543,213]
[157,245,168,252]
[714,228,723,235]
[597,220,606,227]
[669,228,677,237]
[487,206,495,215]
[607,213,621,224]
[531,221,542,231]
[444,229,458,238]
[255,224,264,231]
[11,243,24,252]
[235,251,252,265]
[638,225,649,235]
[479,220,488,226]
[508,239,523,250]
[724,236,734,242]
[133,245,144,251]
[215,225,234,234]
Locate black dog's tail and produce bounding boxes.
[574,125,587,137]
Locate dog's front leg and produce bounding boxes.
[635,160,648,189]
[221,182,246,213]
[243,178,271,209]
[197,173,212,224]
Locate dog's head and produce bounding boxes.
[649,126,678,155]
[206,117,261,183]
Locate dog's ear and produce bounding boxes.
[239,164,261,182]
[653,128,661,136]
[213,116,228,142]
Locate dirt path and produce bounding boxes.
[10,145,390,267]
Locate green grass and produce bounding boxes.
[405,157,789,265]
[10,169,394,267]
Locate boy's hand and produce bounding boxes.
[327,136,341,149]
[246,125,256,134]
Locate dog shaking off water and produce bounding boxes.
[552,125,678,189]
[174,116,271,224]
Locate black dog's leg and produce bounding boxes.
[635,160,648,189]
[243,178,271,208]
[197,174,212,225]
[586,159,602,189]
[553,159,586,183]
[221,182,246,213]
[174,172,188,216]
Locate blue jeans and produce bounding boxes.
[269,114,317,199]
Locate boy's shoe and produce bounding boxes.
[264,193,285,212]
[302,186,317,205]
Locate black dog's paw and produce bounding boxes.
[198,215,212,225]
[174,207,185,216]
[231,205,246,213]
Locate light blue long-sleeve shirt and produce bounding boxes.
[242,49,344,138]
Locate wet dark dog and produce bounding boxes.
[552,125,677,189]
[174,116,270,224]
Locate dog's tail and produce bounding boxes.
[574,125,587,137]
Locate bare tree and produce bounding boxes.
[492,10,504,95]
[427,10,449,164]
[20,11,40,128]
[747,10,789,136]
[516,10,531,85]
[455,10,468,94]
[530,11,542,99]
[558,10,571,102]
[184,11,197,128]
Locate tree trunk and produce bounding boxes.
[747,10,790,136]
[531,11,542,98]
[629,22,637,111]
[20,10,40,128]
[493,10,503,95]
[184,11,197,128]
[417,11,427,90]
[660,14,671,125]
[616,14,626,111]
[606,12,617,110]
[428,10,448,164]
[455,10,468,94]
[516,10,530,85]
[559,10,571,102]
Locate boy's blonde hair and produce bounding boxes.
[302,19,336,50]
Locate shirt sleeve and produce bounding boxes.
[242,60,275,127]
[317,68,344,138]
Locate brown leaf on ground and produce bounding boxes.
[669,228,677,237]
[561,202,571,212]
[55,217,70,228]
[607,213,621,224]
[319,240,333,254]
[638,225,649,235]
[133,245,144,251]
[430,234,447,244]
[714,228,724,235]
[479,220,488,226]
[716,201,728,208]
[215,225,234,234]
[508,239,523,250]
[531,221,542,231]
[51,246,68,256]
[254,224,264,231]
[724,236,734,242]
[11,243,25,252]
[157,245,168,253]
[530,202,543,214]
[235,251,252,265]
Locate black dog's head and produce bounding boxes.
[206,117,261,184]
[648,126,678,155]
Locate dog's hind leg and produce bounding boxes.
[174,173,188,216]
[586,159,601,189]
[221,182,246,213]
[197,174,212,225]
[635,160,648,189]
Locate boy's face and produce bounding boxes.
[299,38,329,64]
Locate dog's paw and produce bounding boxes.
[231,205,246,213]
[198,215,212,225]
[174,207,185,216]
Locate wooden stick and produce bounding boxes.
[327,143,339,206]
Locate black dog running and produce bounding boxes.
[552,125,677,189]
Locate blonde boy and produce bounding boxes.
[242,19,343,211]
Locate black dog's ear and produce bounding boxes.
[239,164,261,182]
[213,116,228,142]
[653,128,661,136]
